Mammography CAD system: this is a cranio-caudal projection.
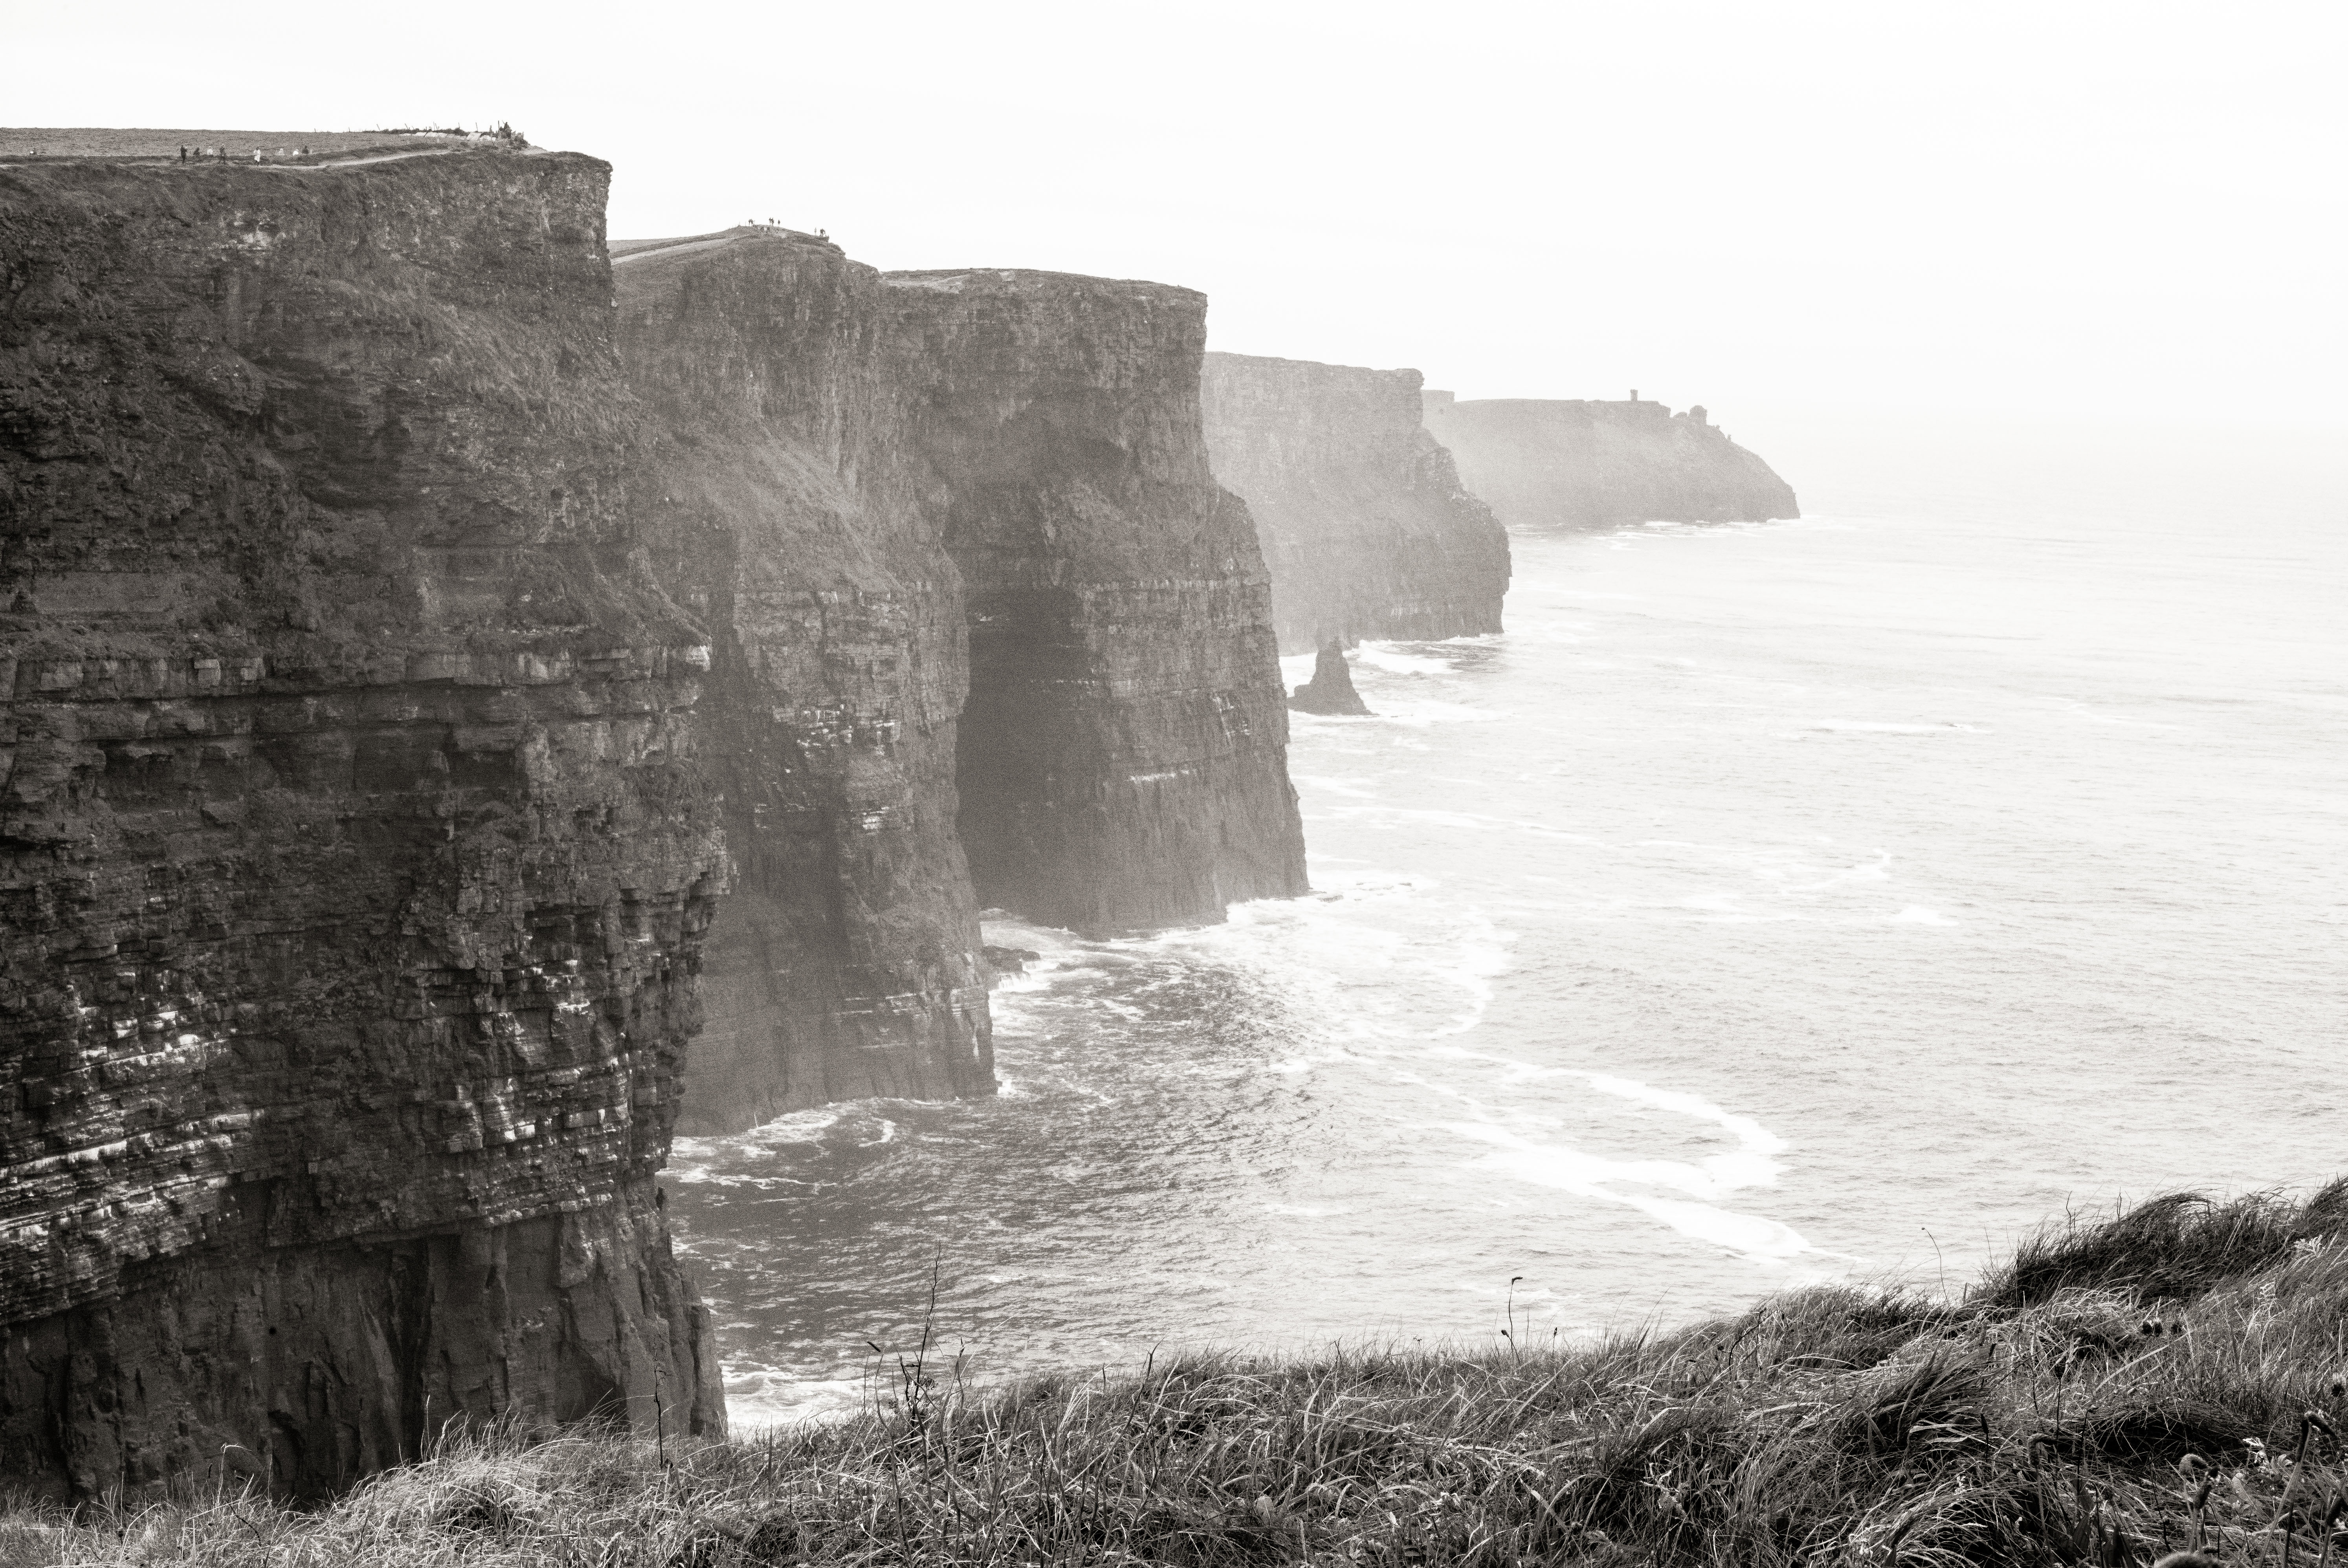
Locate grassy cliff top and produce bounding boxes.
[0,129,514,162]
[6,1182,2343,1566]
[611,227,839,263]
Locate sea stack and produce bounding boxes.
[1200,354,1509,653]
[1289,640,1373,716]
[1423,392,1797,529]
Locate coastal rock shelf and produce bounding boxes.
[1201,354,1509,652]
[1423,393,1798,530]
[1,162,1308,1495]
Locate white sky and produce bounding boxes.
[13,0,2344,425]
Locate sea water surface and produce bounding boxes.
[670,417,2347,1424]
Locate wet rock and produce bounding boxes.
[1422,393,1797,529]
[1288,641,1374,716]
[981,945,1042,979]
[1202,354,1509,652]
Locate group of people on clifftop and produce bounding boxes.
[171,123,524,166]
[179,145,308,161]
[745,218,834,244]
[180,145,310,162]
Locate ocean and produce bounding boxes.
[669,414,2347,1425]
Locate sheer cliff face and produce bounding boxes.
[1423,396,1798,529]
[0,153,725,1497]
[1200,354,1510,653]
[884,271,1309,936]
[615,234,991,1135]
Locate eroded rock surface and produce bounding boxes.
[0,150,726,1497]
[1201,354,1508,652]
[1423,393,1797,529]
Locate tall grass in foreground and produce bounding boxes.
[8,1182,2348,1566]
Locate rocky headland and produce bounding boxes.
[0,148,1306,1499]
[1200,354,1508,652]
[1423,392,1797,529]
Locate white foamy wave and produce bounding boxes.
[1110,862,1513,1049]
[670,1106,851,1178]
[1354,643,1457,675]
[1438,1069,1809,1260]
[1446,1113,1811,1261]
[722,1368,870,1431]
[1354,700,1506,727]
[1806,721,1985,735]
[1892,905,1955,924]
[1585,1073,1789,1166]
[1433,914,1512,1035]
[1293,773,1381,798]
[1620,1198,1814,1260]
[1677,892,1778,920]
[979,916,1087,998]
[1775,856,1891,893]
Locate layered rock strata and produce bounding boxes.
[0,149,726,1498]
[1200,354,1509,652]
[886,273,1310,936]
[1423,393,1797,529]
[613,231,991,1134]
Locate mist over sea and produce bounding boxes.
[670,414,2348,1426]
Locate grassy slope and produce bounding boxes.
[7,1184,2346,1566]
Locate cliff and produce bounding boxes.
[613,231,991,1135]
[611,243,1310,1128]
[2,154,1311,1499]
[1422,393,1798,529]
[1200,354,1508,652]
[885,273,1309,936]
[0,149,727,1498]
